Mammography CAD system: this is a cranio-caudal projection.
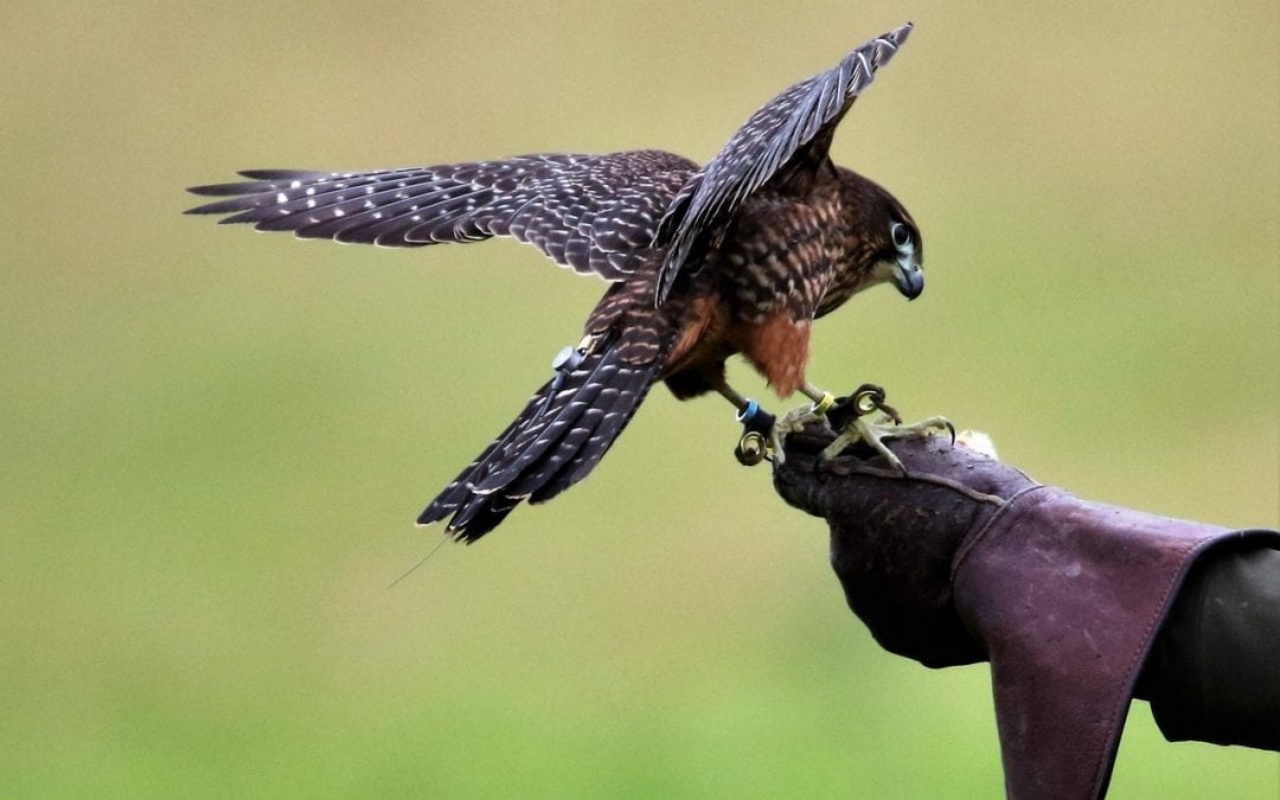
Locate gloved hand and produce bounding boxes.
[772,426,1279,800]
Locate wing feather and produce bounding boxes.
[652,23,913,302]
[188,150,696,282]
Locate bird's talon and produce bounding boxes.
[821,405,954,471]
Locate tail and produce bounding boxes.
[418,332,663,542]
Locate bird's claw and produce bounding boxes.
[732,396,825,466]
[820,385,954,472]
[820,415,953,472]
[733,384,953,471]
[762,391,835,464]
[740,390,838,466]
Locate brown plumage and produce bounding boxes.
[186,24,923,541]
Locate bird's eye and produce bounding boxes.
[891,222,911,249]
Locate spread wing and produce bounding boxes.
[187,149,696,281]
[652,23,914,302]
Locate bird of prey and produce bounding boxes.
[187,23,939,542]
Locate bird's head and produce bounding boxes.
[839,171,924,301]
[865,197,926,302]
[870,209,923,301]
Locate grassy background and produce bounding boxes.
[3,1,1277,796]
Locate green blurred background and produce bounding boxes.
[3,1,1276,796]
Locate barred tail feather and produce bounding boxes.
[418,391,548,525]
[417,336,662,542]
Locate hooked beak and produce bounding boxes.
[892,254,924,300]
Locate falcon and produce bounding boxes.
[187,23,942,542]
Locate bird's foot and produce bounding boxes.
[733,394,830,467]
[732,384,952,470]
[822,384,954,473]
[765,390,841,465]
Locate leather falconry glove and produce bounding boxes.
[772,428,1279,800]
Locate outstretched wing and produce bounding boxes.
[418,315,671,542]
[652,23,914,302]
[187,149,696,281]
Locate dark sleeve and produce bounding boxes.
[1136,540,1280,750]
